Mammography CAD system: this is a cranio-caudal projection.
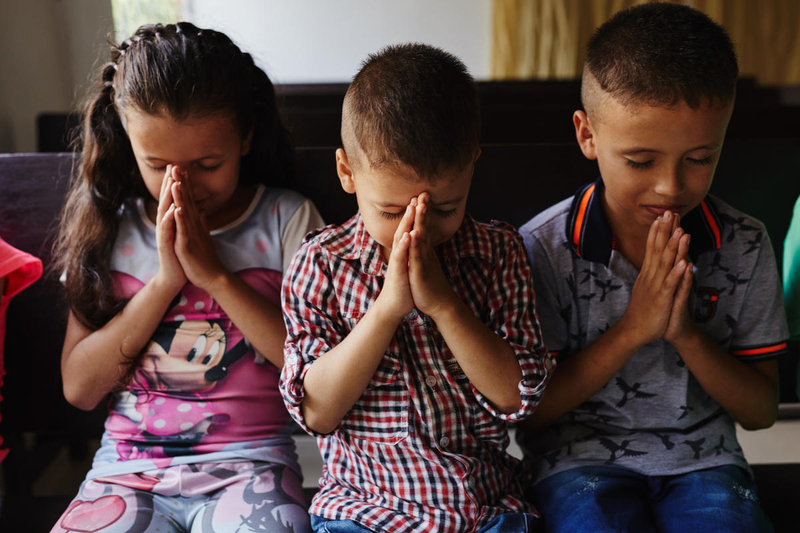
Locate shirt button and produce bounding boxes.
[439,436,450,448]
[425,375,437,387]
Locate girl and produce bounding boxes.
[51,22,323,533]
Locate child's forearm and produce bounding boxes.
[523,318,646,430]
[669,325,780,430]
[205,271,286,368]
[430,298,524,415]
[301,299,403,434]
[61,275,181,411]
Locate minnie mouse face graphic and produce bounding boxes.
[141,319,247,392]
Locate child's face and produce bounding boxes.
[125,109,251,226]
[336,149,475,260]
[575,97,732,234]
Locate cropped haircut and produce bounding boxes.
[582,2,738,119]
[341,43,480,180]
[53,22,294,330]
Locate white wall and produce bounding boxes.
[185,0,493,84]
[0,0,113,153]
[0,0,491,152]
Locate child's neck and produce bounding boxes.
[603,206,650,271]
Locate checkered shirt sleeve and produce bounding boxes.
[466,224,553,420]
[279,233,347,436]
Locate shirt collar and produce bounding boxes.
[321,212,494,277]
[320,213,385,275]
[567,177,723,266]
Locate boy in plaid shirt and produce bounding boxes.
[280,44,553,533]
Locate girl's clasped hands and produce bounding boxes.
[155,165,227,295]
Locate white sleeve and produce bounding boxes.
[281,199,325,274]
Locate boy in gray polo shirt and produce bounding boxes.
[517,4,788,532]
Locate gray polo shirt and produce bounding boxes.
[518,179,789,483]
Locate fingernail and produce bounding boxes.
[677,259,685,268]
[673,229,682,238]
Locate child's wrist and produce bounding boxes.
[151,272,185,298]
[665,322,701,351]
[371,296,407,326]
[201,269,233,298]
[611,314,653,351]
[425,292,463,325]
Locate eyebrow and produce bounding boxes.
[144,154,225,163]
[379,196,466,209]
[623,144,721,155]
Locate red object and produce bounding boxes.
[0,237,42,463]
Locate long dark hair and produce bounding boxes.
[53,22,294,329]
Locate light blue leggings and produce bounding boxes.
[50,461,311,533]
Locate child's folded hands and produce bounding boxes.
[408,192,459,321]
[154,164,187,292]
[622,210,692,346]
[377,198,416,321]
[170,168,228,293]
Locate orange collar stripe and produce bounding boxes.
[572,184,595,256]
[700,200,721,249]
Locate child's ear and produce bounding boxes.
[336,148,356,194]
[573,110,597,160]
[241,127,254,156]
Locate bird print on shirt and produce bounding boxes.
[596,279,623,302]
[744,232,763,255]
[580,269,598,284]
[718,213,760,243]
[653,432,676,450]
[722,272,749,296]
[598,437,648,464]
[615,377,658,408]
[683,437,706,460]
[720,314,738,345]
[707,252,730,275]
[713,435,734,456]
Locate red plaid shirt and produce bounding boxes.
[281,213,553,533]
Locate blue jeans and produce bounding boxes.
[531,464,773,533]
[311,513,537,532]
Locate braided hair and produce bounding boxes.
[54,22,294,329]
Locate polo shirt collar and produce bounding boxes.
[567,177,723,266]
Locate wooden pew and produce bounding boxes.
[37,80,800,151]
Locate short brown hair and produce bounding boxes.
[342,43,480,180]
[582,2,738,119]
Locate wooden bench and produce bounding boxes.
[1,140,799,531]
[37,79,800,151]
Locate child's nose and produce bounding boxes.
[653,165,685,196]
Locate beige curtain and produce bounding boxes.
[492,0,800,85]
